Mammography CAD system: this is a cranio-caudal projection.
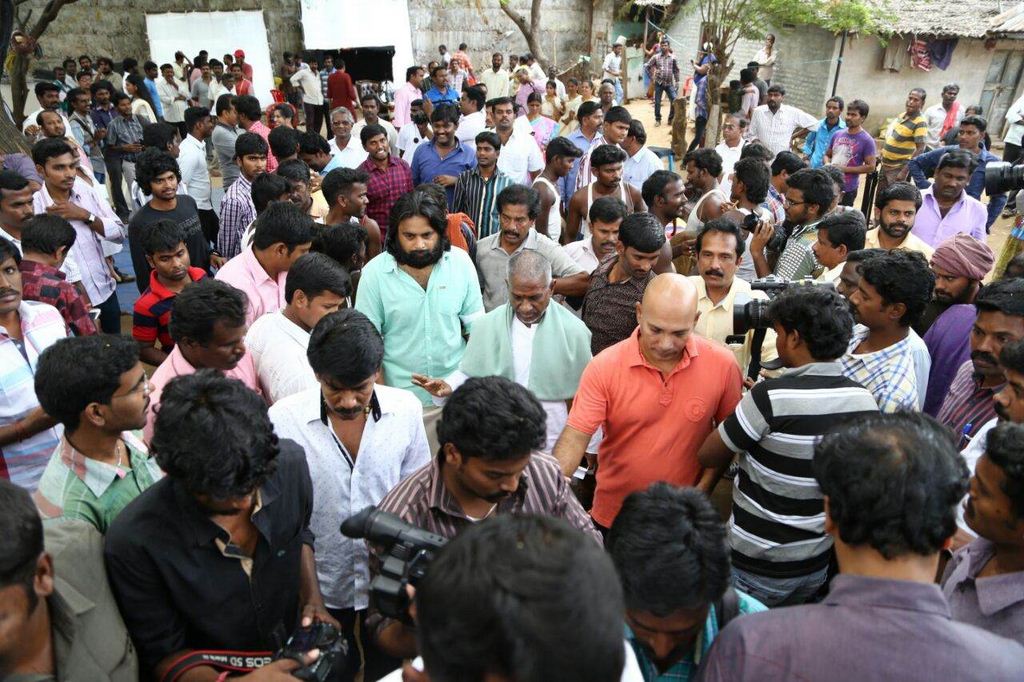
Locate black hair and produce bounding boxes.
[298,131,330,156]
[604,105,632,126]
[90,80,115,98]
[0,237,20,266]
[974,277,1024,318]
[134,148,180,196]
[769,285,855,361]
[312,222,367,269]
[140,219,187,256]
[786,168,836,214]
[464,85,485,111]
[814,412,968,558]
[683,148,724,179]
[626,119,647,146]
[152,370,279,499]
[276,159,312,185]
[619,212,666,254]
[268,125,300,159]
[65,87,88,105]
[826,95,845,111]
[1004,252,1024,279]
[959,114,988,133]
[770,150,806,177]
[215,93,235,116]
[0,479,43,593]
[608,483,729,614]
[405,65,422,82]
[232,94,262,122]
[577,100,602,121]
[1000,338,1024,374]
[430,103,461,126]
[169,279,247,345]
[526,92,542,106]
[358,92,380,108]
[740,67,755,84]
[589,196,628,225]
[818,210,866,253]
[252,201,315,251]
[34,81,59,98]
[985,422,1024,521]
[767,83,786,95]
[307,308,383,384]
[272,102,295,121]
[386,190,449,259]
[430,64,448,79]
[739,141,774,164]
[474,130,501,152]
[544,136,585,161]
[936,149,980,175]
[36,109,63,127]
[731,157,770,204]
[641,170,682,207]
[822,164,845,190]
[695,217,745,258]
[0,170,30,196]
[495,184,540,221]
[251,173,292,213]
[20,215,76,256]
[590,144,627,168]
[322,167,370,207]
[437,376,546,461]
[416,515,624,682]
[123,57,138,71]
[846,247,887,265]
[847,98,870,118]
[284,252,350,304]
[359,123,388,146]
[183,106,210,134]
[910,87,927,101]
[875,181,922,211]
[34,335,139,431]
[858,249,935,327]
[141,122,178,151]
[31,138,73,167]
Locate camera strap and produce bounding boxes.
[159,649,275,681]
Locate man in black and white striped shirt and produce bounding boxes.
[699,285,878,606]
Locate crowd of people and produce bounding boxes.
[1,33,1023,682]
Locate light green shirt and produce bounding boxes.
[356,248,484,404]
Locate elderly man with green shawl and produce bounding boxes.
[413,250,593,452]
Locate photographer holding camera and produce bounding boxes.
[699,286,878,606]
[748,168,835,281]
[105,371,337,681]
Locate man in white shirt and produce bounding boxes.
[21,82,71,136]
[749,84,817,157]
[456,86,487,144]
[247,252,350,404]
[178,107,218,245]
[397,100,432,159]
[602,42,625,104]
[715,114,747,199]
[351,94,399,158]
[622,120,662,191]
[290,59,326,136]
[923,83,963,150]
[327,107,369,169]
[493,97,544,185]
[156,64,188,135]
[268,307,430,675]
[479,52,511,99]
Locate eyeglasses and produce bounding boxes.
[112,375,151,399]
[783,198,806,207]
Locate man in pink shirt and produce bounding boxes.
[144,278,264,443]
[215,201,313,325]
[392,65,425,128]
[553,273,743,530]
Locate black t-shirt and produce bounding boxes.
[128,195,210,293]
[103,440,315,674]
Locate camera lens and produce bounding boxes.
[985,161,1024,196]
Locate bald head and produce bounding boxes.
[636,274,700,365]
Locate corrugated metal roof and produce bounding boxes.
[990,2,1024,33]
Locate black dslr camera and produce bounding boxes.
[275,622,348,681]
[341,506,447,623]
[985,161,1024,195]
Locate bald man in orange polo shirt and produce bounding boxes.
[553,273,743,529]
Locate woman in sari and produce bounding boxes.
[524,92,557,151]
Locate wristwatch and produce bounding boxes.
[86,213,96,224]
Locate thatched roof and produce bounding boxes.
[876,0,1024,39]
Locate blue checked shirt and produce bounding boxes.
[840,325,919,413]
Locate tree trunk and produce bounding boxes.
[10,52,31,129]
[704,70,723,149]
[499,0,552,73]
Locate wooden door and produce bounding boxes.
[980,50,1024,138]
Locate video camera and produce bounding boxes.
[985,161,1024,196]
[340,506,447,623]
[275,622,348,682]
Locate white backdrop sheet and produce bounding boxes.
[299,0,414,81]
[145,11,275,107]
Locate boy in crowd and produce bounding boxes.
[18,215,96,337]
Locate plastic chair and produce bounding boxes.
[650,146,675,171]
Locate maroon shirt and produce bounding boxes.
[18,259,97,337]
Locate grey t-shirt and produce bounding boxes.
[211,122,242,188]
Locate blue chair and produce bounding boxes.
[649,145,675,171]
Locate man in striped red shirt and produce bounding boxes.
[133,220,205,366]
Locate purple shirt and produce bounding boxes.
[911,187,987,247]
[923,303,975,416]
[697,574,1024,681]
[827,128,876,192]
[2,153,42,185]
[942,538,1024,643]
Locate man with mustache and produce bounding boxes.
[355,189,483,452]
[865,183,935,260]
[920,235,995,415]
[374,375,601,659]
[143,279,263,443]
[564,196,627,275]
[270,309,429,681]
[937,278,1024,446]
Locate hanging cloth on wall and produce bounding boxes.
[909,38,932,71]
[928,38,958,70]
[882,35,908,72]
